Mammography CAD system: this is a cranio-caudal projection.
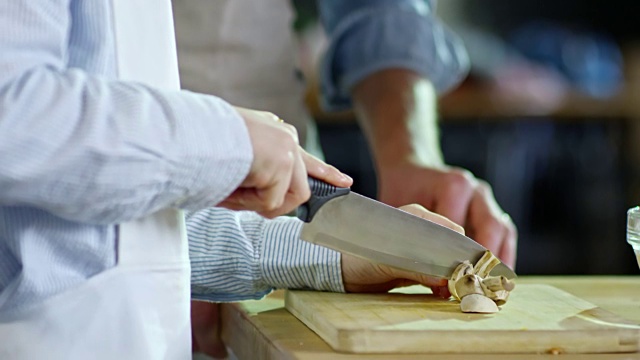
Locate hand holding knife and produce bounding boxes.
[297,177,516,280]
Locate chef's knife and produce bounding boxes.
[297,177,516,279]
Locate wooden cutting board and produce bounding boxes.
[285,284,640,354]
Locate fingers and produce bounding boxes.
[222,108,353,218]
[378,164,517,269]
[257,123,308,216]
[498,213,518,268]
[255,149,296,213]
[257,147,353,218]
[432,169,476,226]
[301,150,353,188]
[399,203,464,235]
[220,108,314,218]
[466,181,517,268]
[258,148,310,219]
[388,266,448,289]
[342,252,448,292]
[287,146,312,206]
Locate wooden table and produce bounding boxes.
[221,276,640,359]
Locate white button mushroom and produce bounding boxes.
[447,251,515,313]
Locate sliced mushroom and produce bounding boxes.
[454,274,484,298]
[473,250,500,278]
[460,294,499,313]
[448,251,515,312]
[448,261,474,300]
[492,290,510,306]
[480,287,510,306]
[479,276,513,305]
[481,276,515,292]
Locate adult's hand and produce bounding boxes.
[341,204,463,297]
[218,107,351,218]
[376,163,517,268]
[351,69,517,268]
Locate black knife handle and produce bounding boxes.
[296,177,350,223]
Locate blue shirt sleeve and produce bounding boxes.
[187,208,344,302]
[318,0,469,111]
[0,1,253,224]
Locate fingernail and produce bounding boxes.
[341,173,353,182]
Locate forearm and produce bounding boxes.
[351,69,444,169]
[188,208,343,302]
[0,68,252,224]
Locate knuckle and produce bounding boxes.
[283,124,300,144]
[264,112,280,122]
[506,220,518,238]
[443,170,474,192]
[483,217,505,236]
[251,171,271,187]
[476,180,493,197]
[280,149,296,170]
[279,132,298,150]
[265,197,283,211]
[284,123,298,135]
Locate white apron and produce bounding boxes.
[172,0,323,156]
[0,1,191,359]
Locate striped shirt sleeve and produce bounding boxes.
[187,208,344,302]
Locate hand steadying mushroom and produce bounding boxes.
[448,251,515,313]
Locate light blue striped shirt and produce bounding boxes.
[0,0,466,315]
[0,0,341,316]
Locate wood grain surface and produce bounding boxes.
[285,284,640,354]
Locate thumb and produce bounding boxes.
[399,204,465,235]
[384,266,448,289]
[385,266,451,298]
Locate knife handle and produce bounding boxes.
[297,177,350,223]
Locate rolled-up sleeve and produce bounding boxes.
[319,0,469,111]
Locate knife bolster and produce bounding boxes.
[297,177,350,222]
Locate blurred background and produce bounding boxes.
[295,0,640,275]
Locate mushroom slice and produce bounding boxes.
[474,250,500,278]
[448,261,474,300]
[481,276,515,292]
[480,276,514,306]
[492,290,510,306]
[460,294,499,313]
[454,274,484,298]
[481,287,510,306]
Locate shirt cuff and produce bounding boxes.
[260,216,344,293]
[320,1,469,111]
[164,90,253,211]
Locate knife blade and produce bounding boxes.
[297,178,516,279]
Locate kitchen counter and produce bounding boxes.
[221,276,640,359]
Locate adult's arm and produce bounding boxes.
[0,1,252,224]
[187,208,343,301]
[317,0,516,266]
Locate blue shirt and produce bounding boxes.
[0,0,466,315]
[319,0,468,110]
